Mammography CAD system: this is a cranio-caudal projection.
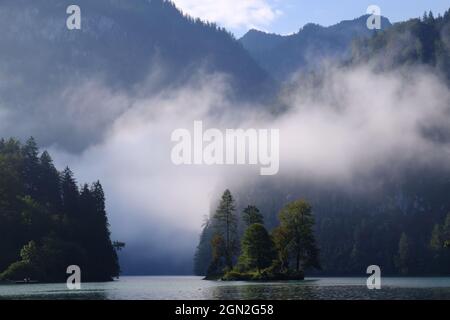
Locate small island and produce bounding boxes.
[199,190,321,281]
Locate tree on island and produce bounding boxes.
[277,200,321,272]
[238,223,276,273]
[272,225,291,273]
[205,190,238,276]
[207,234,226,276]
[202,192,321,280]
[242,205,264,226]
[209,190,238,272]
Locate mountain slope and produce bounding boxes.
[240,15,391,81]
[0,0,273,150]
[352,10,450,81]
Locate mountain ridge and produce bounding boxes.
[239,14,392,81]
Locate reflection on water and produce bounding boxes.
[1,276,450,300]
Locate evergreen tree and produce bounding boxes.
[207,234,226,276]
[38,151,62,211]
[395,232,410,275]
[242,205,264,226]
[194,217,213,276]
[90,181,120,279]
[272,225,291,272]
[0,138,122,282]
[238,224,275,273]
[61,167,79,218]
[278,199,321,272]
[213,190,238,270]
[21,137,40,199]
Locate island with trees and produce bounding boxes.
[0,137,123,283]
[202,190,321,281]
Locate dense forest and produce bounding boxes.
[195,179,450,277]
[0,138,122,282]
[200,190,320,280]
[353,10,450,81]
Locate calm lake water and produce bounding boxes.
[1,276,450,300]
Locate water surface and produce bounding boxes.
[1,276,450,300]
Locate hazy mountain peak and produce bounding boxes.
[240,14,392,81]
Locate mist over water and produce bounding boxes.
[44,64,450,274]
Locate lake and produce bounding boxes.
[1,276,450,300]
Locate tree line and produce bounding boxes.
[199,189,320,280]
[353,9,450,82]
[195,172,450,277]
[0,137,123,282]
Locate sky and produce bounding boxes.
[172,0,450,37]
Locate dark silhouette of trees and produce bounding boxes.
[395,233,411,275]
[200,191,320,280]
[278,200,321,272]
[0,137,122,282]
[242,205,264,226]
[238,224,276,273]
[212,190,238,270]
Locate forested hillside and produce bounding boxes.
[195,170,450,276]
[0,0,274,152]
[0,138,121,282]
[352,10,450,81]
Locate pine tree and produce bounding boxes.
[21,137,40,199]
[396,232,410,275]
[0,138,122,282]
[238,224,275,273]
[61,167,79,218]
[242,205,264,226]
[90,181,120,279]
[278,199,321,272]
[272,226,290,272]
[38,151,62,211]
[213,190,237,270]
[194,217,213,276]
[207,234,226,276]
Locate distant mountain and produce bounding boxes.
[352,10,450,81]
[240,15,391,81]
[0,0,273,150]
[1,0,272,94]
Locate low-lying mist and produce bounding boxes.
[38,63,450,274]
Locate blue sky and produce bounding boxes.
[172,0,450,37]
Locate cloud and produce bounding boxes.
[275,65,450,183]
[172,0,282,31]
